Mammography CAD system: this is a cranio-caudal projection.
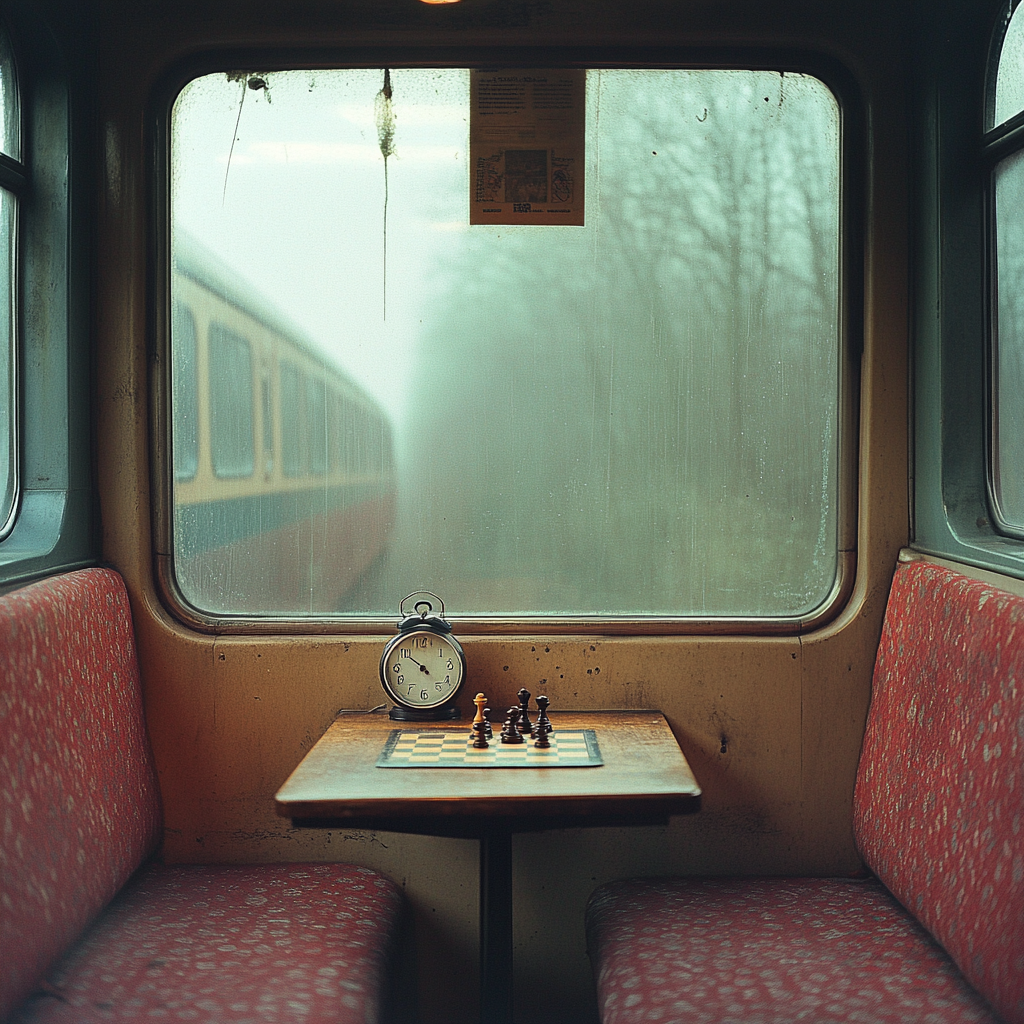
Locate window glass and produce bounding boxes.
[995,1,1024,129]
[0,25,18,160]
[993,148,1024,530]
[0,24,17,538]
[0,190,14,537]
[171,67,841,620]
[171,304,199,481]
[208,324,254,478]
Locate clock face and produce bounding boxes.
[381,629,465,709]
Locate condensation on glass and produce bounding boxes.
[993,149,1024,534]
[169,68,841,620]
[0,24,20,539]
[994,1,1024,129]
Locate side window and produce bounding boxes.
[0,10,90,585]
[993,0,1024,129]
[0,25,21,537]
[990,1,1024,535]
[171,304,199,481]
[208,324,254,478]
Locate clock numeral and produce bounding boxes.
[438,645,446,657]
[400,648,411,660]
[435,682,444,691]
[447,659,454,670]
[414,636,429,649]
[444,675,451,684]
[397,674,405,685]
[420,689,429,700]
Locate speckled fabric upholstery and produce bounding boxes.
[586,558,1023,1024]
[854,560,1024,1024]
[586,877,1001,1023]
[9,863,405,1024]
[0,569,163,1021]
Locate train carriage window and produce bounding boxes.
[307,376,327,477]
[171,304,199,481]
[0,26,20,539]
[328,391,343,475]
[260,371,274,476]
[169,66,845,624]
[207,323,254,478]
[280,360,306,478]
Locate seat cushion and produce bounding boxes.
[9,862,404,1024]
[586,877,1001,1024]
[0,569,162,1021]
[855,560,1024,1024]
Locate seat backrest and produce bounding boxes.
[854,559,1024,1024]
[0,568,162,1021]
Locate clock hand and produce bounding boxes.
[407,655,430,675]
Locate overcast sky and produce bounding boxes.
[172,68,473,423]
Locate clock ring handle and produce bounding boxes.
[399,591,446,620]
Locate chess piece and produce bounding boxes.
[483,707,493,740]
[472,692,489,748]
[500,706,525,744]
[535,694,553,740]
[517,688,534,737]
[533,724,551,749]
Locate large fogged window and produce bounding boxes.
[170,67,843,622]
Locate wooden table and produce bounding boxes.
[275,709,701,1024]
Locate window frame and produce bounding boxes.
[912,0,1024,580]
[0,2,96,590]
[151,48,863,635]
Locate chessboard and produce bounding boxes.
[377,729,603,768]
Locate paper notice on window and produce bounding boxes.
[470,69,585,226]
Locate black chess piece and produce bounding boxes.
[500,706,525,744]
[517,688,534,737]
[484,707,493,740]
[535,694,553,739]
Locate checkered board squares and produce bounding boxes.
[377,729,603,767]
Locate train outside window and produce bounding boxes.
[0,25,20,540]
[990,0,1024,535]
[167,66,846,625]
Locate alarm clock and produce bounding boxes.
[380,592,466,721]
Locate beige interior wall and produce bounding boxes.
[89,1,909,1019]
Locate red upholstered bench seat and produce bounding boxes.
[1,569,404,1024]
[586,877,1000,1024]
[586,559,1024,1024]
[9,863,402,1024]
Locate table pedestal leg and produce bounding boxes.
[479,822,513,1024]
